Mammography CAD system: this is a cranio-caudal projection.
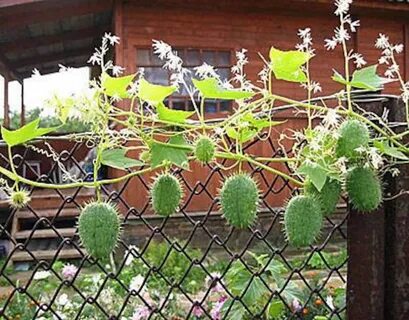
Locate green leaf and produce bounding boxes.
[269,47,311,83]
[242,112,286,130]
[100,148,143,170]
[1,119,58,147]
[226,113,286,143]
[138,79,176,105]
[151,134,190,169]
[193,77,253,100]
[332,65,386,90]
[350,65,384,90]
[156,102,194,123]
[268,300,285,319]
[298,161,327,192]
[374,140,408,160]
[226,127,258,143]
[102,73,135,99]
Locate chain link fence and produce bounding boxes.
[0,135,348,320]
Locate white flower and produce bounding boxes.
[324,38,338,50]
[334,0,353,16]
[394,44,404,54]
[195,63,218,79]
[88,52,101,65]
[323,108,340,127]
[112,65,125,76]
[32,68,41,78]
[391,168,400,177]
[375,34,389,49]
[124,245,138,266]
[350,53,366,68]
[326,295,335,310]
[369,147,384,169]
[104,32,120,46]
[57,293,69,306]
[298,28,311,39]
[130,275,146,293]
[335,27,350,42]
[33,270,51,280]
[152,40,172,59]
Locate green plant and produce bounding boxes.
[346,166,382,212]
[78,201,121,259]
[219,174,259,228]
[305,178,341,216]
[194,135,216,164]
[150,173,183,216]
[0,0,408,259]
[336,119,370,159]
[284,195,323,247]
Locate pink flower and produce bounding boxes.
[62,264,78,281]
[210,298,226,320]
[192,305,204,318]
[132,306,150,320]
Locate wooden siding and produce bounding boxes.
[113,0,409,211]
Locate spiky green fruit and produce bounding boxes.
[78,202,121,259]
[305,179,341,216]
[220,174,259,228]
[284,195,323,247]
[194,136,215,164]
[346,166,382,212]
[151,173,182,216]
[336,119,369,159]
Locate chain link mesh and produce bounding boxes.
[0,135,347,320]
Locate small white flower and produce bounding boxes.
[57,293,69,306]
[335,27,351,42]
[324,38,338,50]
[323,108,340,127]
[88,52,101,65]
[334,0,353,16]
[32,68,41,78]
[130,275,146,293]
[104,32,120,46]
[195,63,218,79]
[112,65,125,76]
[326,295,335,310]
[350,53,366,68]
[152,40,172,59]
[375,34,389,49]
[33,270,51,280]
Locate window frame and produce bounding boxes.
[134,46,234,117]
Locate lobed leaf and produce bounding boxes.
[100,148,143,170]
[156,102,194,123]
[1,119,59,147]
[151,134,190,169]
[269,47,311,83]
[102,72,135,99]
[193,77,253,100]
[138,78,176,105]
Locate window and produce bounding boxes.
[136,48,232,114]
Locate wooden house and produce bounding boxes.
[0,0,409,261]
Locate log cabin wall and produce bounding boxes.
[112,0,409,212]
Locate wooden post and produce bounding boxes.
[347,100,386,320]
[3,72,9,128]
[20,80,25,126]
[383,99,409,319]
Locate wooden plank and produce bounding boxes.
[12,46,93,69]
[3,72,9,128]
[17,207,80,219]
[0,0,113,30]
[11,249,82,262]
[1,25,110,54]
[15,228,76,240]
[0,0,48,8]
